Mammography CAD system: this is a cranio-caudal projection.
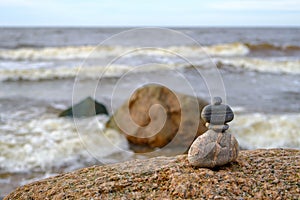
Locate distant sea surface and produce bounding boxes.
[0,27,299,196]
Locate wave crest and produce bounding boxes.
[1,42,300,61]
[215,57,300,74]
[0,115,130,173]
[246,43,300,51]
[230,113,300,149]
[0,43,250,61]
[0,64,184,81]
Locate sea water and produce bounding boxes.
[0,27,299,196]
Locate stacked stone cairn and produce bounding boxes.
[188,97,239,168]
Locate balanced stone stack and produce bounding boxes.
[188,97,239,168]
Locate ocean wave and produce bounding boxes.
[0,43,250,61]
[0,46,97,60]
[230,113,300,150]
[0,114,131,173]
[245,43,300,52]
[0,112,299,172]
[170,42,250,57]
[1,56,299,81]
[215,57,300,74]
[0,64,184,81]
[1,42,299,61]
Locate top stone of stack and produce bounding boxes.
[201,97,234,132]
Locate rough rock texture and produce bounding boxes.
[5,149,299,200]
[188,130,239,168]
[106,85,208,152]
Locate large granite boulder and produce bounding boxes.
[5,149,300,199]
[106,85,208,153]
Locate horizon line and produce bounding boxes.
[1,25,299,28]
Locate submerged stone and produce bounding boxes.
[58,97,108,118]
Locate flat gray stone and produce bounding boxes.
[201,97,234,126]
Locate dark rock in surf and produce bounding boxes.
[58,97,108,118]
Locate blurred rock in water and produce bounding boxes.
[106,84,208,153]
[59,97,108,117]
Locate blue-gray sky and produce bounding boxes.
[0,0,299,26]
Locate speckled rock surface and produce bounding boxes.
[188,130,239,168]
[5,149,300,200]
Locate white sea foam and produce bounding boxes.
[0,46,97,60]
[165,42,249,57]
[0,64,184,81]
[215,57,300,74]
[1,42,299,81]
[0,111,299,173]
[229,113,300,149]
[0,65,132,81]
[1,56,299,82]
[0,43,250,61]
[0,114,131,173]
[204,42,250,56]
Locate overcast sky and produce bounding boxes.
[0,0,299,26]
